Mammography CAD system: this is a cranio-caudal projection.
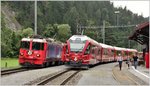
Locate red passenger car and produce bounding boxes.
[99,43,115,62]
[19,36,64,67]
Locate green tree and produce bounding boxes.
[1,28,13,57]
[42,24,56,38]
[11,32,21,57]
[63,7,79,34]
[57,24,71,42]
[22,27,33,37]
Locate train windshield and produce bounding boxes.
[21,41,30,49]
[32,42,44,50]
[69,39,86,52]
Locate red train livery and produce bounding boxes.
[19,36,65,67]
[62,35,137,69]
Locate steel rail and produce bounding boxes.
[36,70,70,85]
[60,70,80,85]
[36,69,80,85]
[1,67,28,76]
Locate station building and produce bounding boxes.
[129,21,149,68]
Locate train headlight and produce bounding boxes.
[20,53,24,56]
[36,54,40,57]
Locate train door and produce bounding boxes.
[97,48,101,61]
[89,45,96,64]
[109,49,114,61]
[103,48,109,62]
[111,49,115,61]
[61,44,66,62]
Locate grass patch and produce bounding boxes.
[1,58,20,69]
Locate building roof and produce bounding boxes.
[129,21,149,45]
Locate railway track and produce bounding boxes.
[35,69,80,85]
[1,67,29,76]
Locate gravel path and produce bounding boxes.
[77,62,119,85]
[1,65,68,85]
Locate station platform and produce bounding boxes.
[112,62,149,85]
[129,65,149,84]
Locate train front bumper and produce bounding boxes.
[65,60,89,67]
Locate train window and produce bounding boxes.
[32,42,44,50]
[129,52,133,56]
[124,51,128,56]
[70,42,85,52]
[104,49,108,55]
[116,51,121,55]
[66,46,68,53]
[21,41,30,49]
[111,50,115,55]
[49,45,56,57]
[97,49,101,55]
[84,45,90,55]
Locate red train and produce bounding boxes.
[19,35,65,67]
[62,35,137,69]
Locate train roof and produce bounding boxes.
[21,38,47,43]
[69,35,99,45]
[21,37,63,45]
[113,46,127,51]
[99,43,114,49]
[69,35,137,52]
[127,49,137,52]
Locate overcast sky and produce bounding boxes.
[111,1,149,18]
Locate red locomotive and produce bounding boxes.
[19,35,65,67]
[62,35,137,69]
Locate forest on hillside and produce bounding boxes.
[1,1,148,57]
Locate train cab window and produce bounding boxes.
[69,39,86,52]
[21,41,30,49]
[32,42,44,50]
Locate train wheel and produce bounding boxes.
[48,62,52,66]
[54,61,58,65]
[45,62,50,67]
[84,65,89,70]
[57,61,62,65]
[60,61,64,65]
[41,64,45,68]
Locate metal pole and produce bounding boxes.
[34,0,37,35]
[128,40,130,48]
[81,28,84,35]
[115,11,120,28]
[103,20,105,44]
[117,13,119,26]
[76,24,78,34]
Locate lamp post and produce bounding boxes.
[115,11,120,26]
[102,20,105,44]
[34,0,37,35]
